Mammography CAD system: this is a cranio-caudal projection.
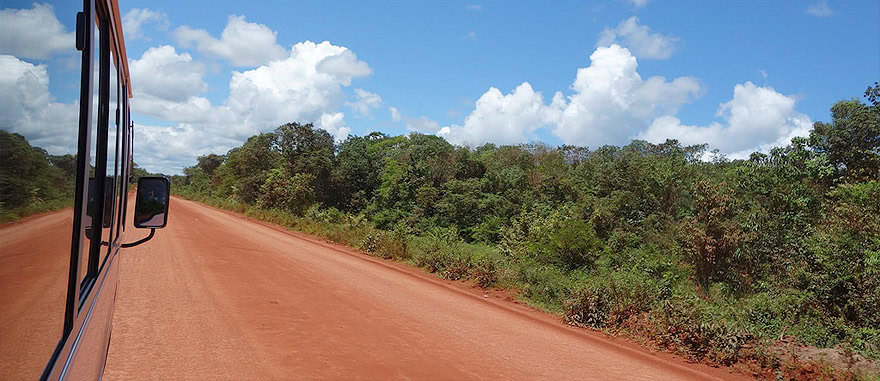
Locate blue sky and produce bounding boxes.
[1,0,878,173]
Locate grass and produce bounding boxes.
[0,199,72,224]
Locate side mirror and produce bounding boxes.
[133,177,170,229]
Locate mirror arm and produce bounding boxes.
[121,228,155,248]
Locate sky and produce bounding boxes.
[1,0,878,174]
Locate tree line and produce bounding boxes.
[175,84,880,368]
[0,130,155,222]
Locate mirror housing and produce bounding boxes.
[133,177,170,229]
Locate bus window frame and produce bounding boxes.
[81,6,111,302]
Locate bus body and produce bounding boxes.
[0,0,167,379]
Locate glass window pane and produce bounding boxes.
[83,22,101,290]
[0,3,83,377]
[104,55,120,261]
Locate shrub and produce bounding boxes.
[440,254,470,280]
[470,258,498,288]
[359,230,408,260]
[563,271,659,329]
[653,295,750,365]
[256,168,315,215]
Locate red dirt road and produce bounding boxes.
[103,197,745,380]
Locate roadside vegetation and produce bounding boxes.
[0,130,155,223]
[0,131,76,223]
[173,85,880,378]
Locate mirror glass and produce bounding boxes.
[134,177,169,228]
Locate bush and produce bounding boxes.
[257,168,315,215]
[359,230,408,260]
[653,295,750,365]
[564,271,659,329]
[440,254,470,280]
[470,258,498,288]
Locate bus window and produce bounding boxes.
[103,54,121,263]
[0,3,86,378]
[82,22,102,290]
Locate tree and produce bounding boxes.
[257,167,315,214]
[808,95,880,180]
[0,131,69,208]
[331,132,395,211]
[275,123,335,204]
[196,154,224,178]
[216,133,280,203]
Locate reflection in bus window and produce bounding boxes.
[103,55,120,264]
[83,22,102,290]
[0,4,83,378]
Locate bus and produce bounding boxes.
[0,0,169,379]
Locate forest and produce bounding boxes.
[173,85,880,373]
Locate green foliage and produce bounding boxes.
[257,168,315,215]
[679,180,752,288]
[808,98,880,181]
[653,294,750,365]
[174,84,880,369]
[0,130,74,221]
[564,270,658,329]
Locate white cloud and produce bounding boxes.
[126,40,372,172]
[465,4,483,11]
[0,55,79,154]
[317,112,351,142]
[439,45,702,148]
[346,88,383,116]
[597,17,678,60]
[806,0,833,17]
[225,41,371,129]
[617,0,649,9]
[439,82,562,146]
[0,3,74,60]
[389,106,402,122]
[467,31,478,41]
[129,45,207,103]
[407,116,441,134]
[132,123,244,174]
[123,8,168,40]
[174,15,287,67]
[637,82,812,158]
[553,45,701,146]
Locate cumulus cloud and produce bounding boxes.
[407,116,442,133]
[0,55,79,154]
[637,82,812,158]
[316,112,351,141]
[133,123,244,174]
[346,88,383,116]
[554,45,701,145]
[441,45,701,147]
[123,8,168,40]
[127,40,372,172]
[174,15,287,67]
[439,83,562,145]
[389,107,402,121]
[225,41,371,129]
[806,0,833,17]
[465,4,483,11]
[130,45,207,102]
[0,3,74,60]
[597,17,678,60]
